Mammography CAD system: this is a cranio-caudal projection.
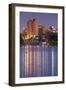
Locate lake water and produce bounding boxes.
[20,45,58,78]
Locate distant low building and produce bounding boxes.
[49,26,57,33]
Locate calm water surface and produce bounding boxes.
[20,45,58,78]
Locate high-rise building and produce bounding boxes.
[27,20,33,38]
[27,18,38,37]
[32,18,38,36]
[27,20,33,32]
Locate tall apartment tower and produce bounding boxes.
[32,18,38,36]
[27,20,33,38]
[27,20,33,32]
[27,18,38,37]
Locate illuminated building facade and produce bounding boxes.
[32,18,38,36]
[27,20,33,32]
[27,18,38,37]
[22,18,46,40]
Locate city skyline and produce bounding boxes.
[20,12,58,33]
[20,12,58,78]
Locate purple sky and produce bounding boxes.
[20,12,58,33]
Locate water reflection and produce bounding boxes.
[20,45,58,78]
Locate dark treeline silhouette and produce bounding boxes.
[20,29,58,46]
[45,30,58,46]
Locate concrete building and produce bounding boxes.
[27,20,33,32]
[49,26,57,33]
[32,18,38,36]
[27,20,33,38]
[27,18,38,37]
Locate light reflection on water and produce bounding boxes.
[20,45,58,78]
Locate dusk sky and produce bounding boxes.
[20,12,58,33]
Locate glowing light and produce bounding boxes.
[25,31,33,40]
